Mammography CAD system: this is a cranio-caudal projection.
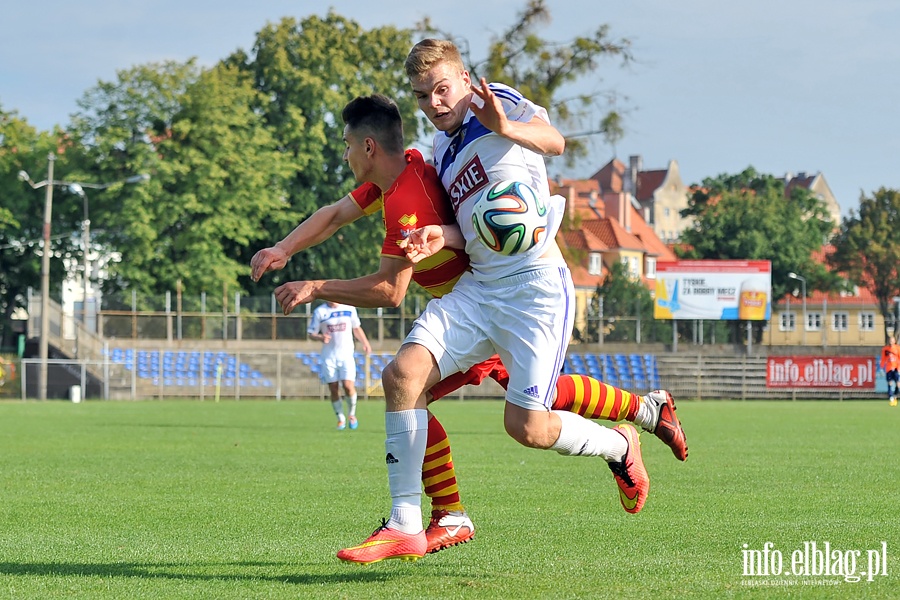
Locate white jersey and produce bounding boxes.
[308,303,360,361]
[432,82,565,281]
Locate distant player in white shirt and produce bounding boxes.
[338,38,656,564]
[308,301,371,430]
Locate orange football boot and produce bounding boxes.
[337,519,426,565]
[607,424,650,514]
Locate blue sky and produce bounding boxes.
[3,0,899,217]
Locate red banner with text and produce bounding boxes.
[766,356,876,388]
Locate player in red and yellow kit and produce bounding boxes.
[251,95,685,563]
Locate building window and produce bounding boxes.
[588,252,602,276]
[806,312,822,331]
[859,312,876,331]
[779,312,796,332]
[645,257,657,279]
[664,207,670,218]
[621,256,639,278]
[832,312,849,332]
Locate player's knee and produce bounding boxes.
[381,361,404,396]
[382,359,425,410]
[503,409,555,449]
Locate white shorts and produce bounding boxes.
[405,265,574,411]
[320,354,356,385]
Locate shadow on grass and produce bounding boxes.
[0,560,413,585]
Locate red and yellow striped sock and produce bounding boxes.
[422,415,464,512]
[552,374,641,422]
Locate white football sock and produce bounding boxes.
[346,393,358,417]
[331,399,344,420]
[550,410,627,462]
[634,397,655,431]
[384,409,428,534]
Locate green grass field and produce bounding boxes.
[0,398,897,599]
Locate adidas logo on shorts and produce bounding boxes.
[523,385,540,398]
[385,453,399,464]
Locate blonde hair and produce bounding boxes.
[405,39,465,79]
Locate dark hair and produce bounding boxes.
[341,94,404,154]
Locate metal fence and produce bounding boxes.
[8,351,882,402]
[29,288,776,358]
[95,291,430,345]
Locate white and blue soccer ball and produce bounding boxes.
[472,180,548,256]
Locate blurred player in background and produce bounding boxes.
[880,334,900,405]
[308,301,371,430]
[0,356,9,388]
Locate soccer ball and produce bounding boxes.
[472,180,548,255]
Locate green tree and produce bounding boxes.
[102,64,291,304]
[829,188,900,341]
[65,61,201,304]
[229,13,419,290]
[418,0,633,165]
[0,107,73,348]
[679,167,840,342]
[680,168,838,299]
[590,261,666,343]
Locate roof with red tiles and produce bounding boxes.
[581,217,644,252]
[629,207,677,260]
[636,169,667,202]
[551,178,605,221]
[561,227,610,252]
[776,287,879,307]
[784,173,817,197]
[590,158,626,194]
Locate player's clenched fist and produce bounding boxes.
[274,280,321,315]
[250,245,289,282]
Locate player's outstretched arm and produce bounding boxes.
[469,77,565,157]
[250,194,365,282]
[274,256,415,315]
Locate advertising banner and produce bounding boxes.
[654,260,771,320]
[766,356,876,388]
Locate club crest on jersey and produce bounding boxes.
[398,214,418,227]
[448,156,488,212]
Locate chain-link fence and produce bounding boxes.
[15,350,882,402]
[92,289,769,348]
[96,291,429,345]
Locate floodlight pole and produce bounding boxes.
[20,161,149,400]
[38,154,56,401]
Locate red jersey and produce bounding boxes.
[349,149,469,298]
[349,149,505,401]
[881,343,900,372]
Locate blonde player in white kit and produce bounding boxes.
[337,39,651,564]
[308,301,371,430]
